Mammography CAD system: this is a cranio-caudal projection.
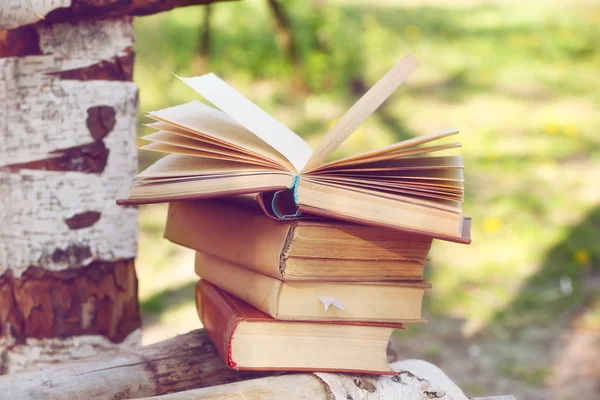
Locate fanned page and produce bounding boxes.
[177,74,313,172]
[298,128,468,242]
[303,53,421,172]
[119,155,293,205]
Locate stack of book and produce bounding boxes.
[165,197,440,374]
[118,53,471,374]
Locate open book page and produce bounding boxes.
[177,74,313,172]
[148,101,295,171]
[303,53,420,172]
[317,155,464,172]
[313,128,460,171]
[140,130,283,168]
[116,154,294,205]
[140,142,280,168]
[137,154,287,178]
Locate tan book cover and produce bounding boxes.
[195,252,429,323]
[164,197,433,281]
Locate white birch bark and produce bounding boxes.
[0,0,71,30]
[0,18,138,276]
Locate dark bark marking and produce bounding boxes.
[65,211,102,230]
[0,259,140,344]
[52,49,135,81]
[0,25,42,57]
[424,391,445,399]
[353,377,377,393]
[51,245,93,265]
[2,141,110,173]
[87,105,117,141]
[56,141,110,172]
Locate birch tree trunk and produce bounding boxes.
[0,0,229,375]
[0,14,141,373]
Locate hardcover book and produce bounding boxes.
[197,279,404,374]
[165,196,434,281]
[195,252,429,323]
[118,53,470,243]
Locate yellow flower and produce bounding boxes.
[574,249,591,265]
[483,217,502,234]
[543,122,559,135]
[404,25,421,41]
[565,125,578,137]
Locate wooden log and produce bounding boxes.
[0,328,470,400]
[0,329,274,400]
[134,359,468,400]
[0,0,235,30]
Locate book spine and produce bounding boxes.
[195,252,282,318]
[195,280,239,368]
[165,199,292,278]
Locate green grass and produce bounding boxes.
[132,0,600,387]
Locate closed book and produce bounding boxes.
[165,197,432,281]
[196,252,429,323]
[197,279,404,374]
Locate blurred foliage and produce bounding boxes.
[132,0,600,388]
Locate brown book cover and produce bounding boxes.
[197,280,405,375]
[165,196,434,281]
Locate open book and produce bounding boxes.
[117,53,470,243]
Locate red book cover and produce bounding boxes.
[196,280,405,375]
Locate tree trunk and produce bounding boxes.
[0,12,140,373]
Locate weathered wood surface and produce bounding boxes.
[0,13,140,372]
[0,328,470,400]
[0,0,233,29]
[136,359,468,400]
[0,329,275,400]
[3,330,141,375]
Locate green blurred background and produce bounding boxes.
[132,0,600,397]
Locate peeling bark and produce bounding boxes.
[0,259,140,344]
